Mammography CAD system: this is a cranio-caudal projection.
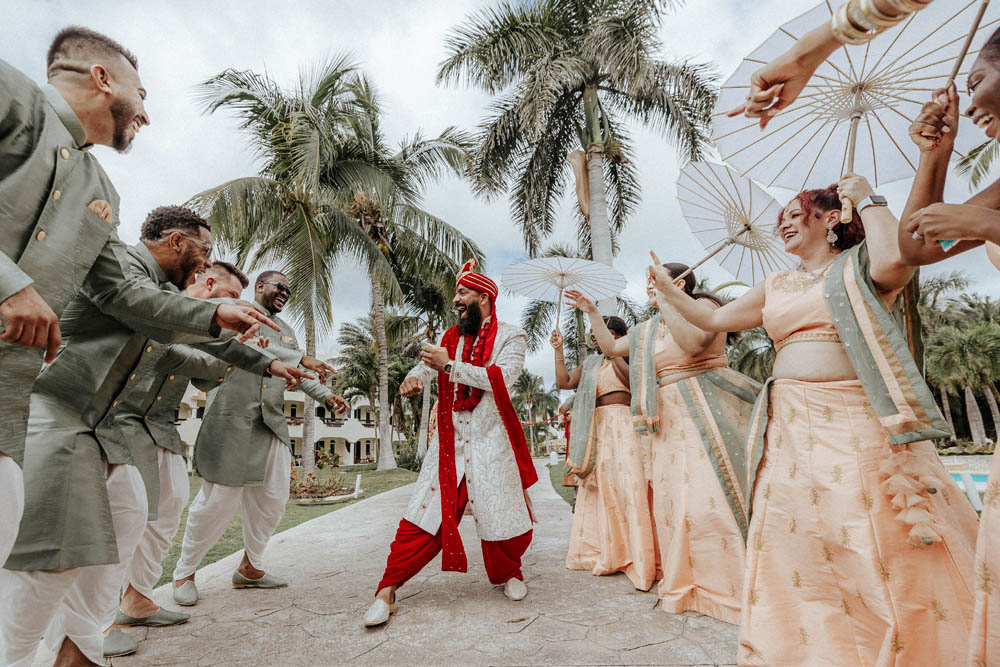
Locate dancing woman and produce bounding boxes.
[894,29,1000,666]
[552,317,656,591]
[567,266,759,625]
[651,177,979,665]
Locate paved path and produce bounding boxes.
[48,460,738,666]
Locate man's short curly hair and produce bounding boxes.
[208,261,249,289]
[140,206,210,242]
[47,26,138,78]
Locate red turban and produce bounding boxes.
[456,258,498,303]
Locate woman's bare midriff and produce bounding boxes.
[771,341,857,382]
[596,391,631,407]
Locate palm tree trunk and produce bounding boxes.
[583,86,614,315]
[983,383,1000,441]
[528,408,535,455]
[370,273,397,470]
[965,383,989,443]
[417,383,432,457]
[939,386,956,435]
[301,311,317,474]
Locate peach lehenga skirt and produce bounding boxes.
[970,451,1000,666]
[651,382,746,624]
[565,404,656,591]
[740,379,979,667]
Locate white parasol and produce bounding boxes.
[501,257,626,327]
[713,0,999,203]
[676,161,793,285]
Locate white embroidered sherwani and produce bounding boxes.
[404,320,533,541]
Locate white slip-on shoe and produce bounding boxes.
[362,599,397,627]
[504,577,527,601]
[173,580,199,606]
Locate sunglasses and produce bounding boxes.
[260,281,291,295]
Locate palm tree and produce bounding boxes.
[391,261,457,457]
[438,0,716,311]
[334,77,481,470]
[511,372,560,453]
[928,324,1000,443]
[189,57,396,473]
[727,326,775,385]
[955,140,1000,190]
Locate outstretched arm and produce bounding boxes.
[551,330,584,390]
[563,291,630,358]
[838,173,915,292]
[650,252,764,333]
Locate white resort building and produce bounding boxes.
[174,384,386,467]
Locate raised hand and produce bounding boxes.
[909,83,959,152]
[648,251,678,297]
[267,360,314,390]
[400,376,424,397]
[563,289,598,314]
[325,394,349,414]
[301,355,337,383]
[837,172,875,209]
[549,329,564,351]
[907,203,994,246]
[214,304,281,343]
[0,285,62,362]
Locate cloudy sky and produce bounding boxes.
[7,0,999,389]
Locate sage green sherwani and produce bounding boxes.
[5,243,272,571]
[0,59,227,467]
[111,343,232,520]
[193,302,333,487]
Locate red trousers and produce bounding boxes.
[376,479,532,593]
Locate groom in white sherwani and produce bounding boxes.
[364,259,537,627]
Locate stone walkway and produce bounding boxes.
[52,460,738,666]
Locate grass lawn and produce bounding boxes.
[547,462,576,506]
[156,463,417,587]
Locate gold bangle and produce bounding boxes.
[884,0,932,13]
[857,0,907,29]
[832,3,877,45]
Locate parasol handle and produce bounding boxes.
[556,288,564,330]
[949,0,991,84]
[841,112,863,224]
[676,225,752,281]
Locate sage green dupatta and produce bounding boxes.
[628,314,761,541]
[565,354,606,479]
[747,242,950,508]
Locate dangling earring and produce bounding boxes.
[826,227,838,246]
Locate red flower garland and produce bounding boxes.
[452,317,494,412]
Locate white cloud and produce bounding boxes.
[6,0,998,392]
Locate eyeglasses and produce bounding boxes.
[171,231,213,258]
[260,281,291,295]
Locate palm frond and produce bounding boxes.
[955,140,1000,191]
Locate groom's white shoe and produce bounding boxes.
[363,598,397,627]
[504,577,527,601]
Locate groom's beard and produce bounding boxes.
[458,301,484,337]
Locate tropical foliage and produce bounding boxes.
[511,371,562,454]
[437,0,717,299]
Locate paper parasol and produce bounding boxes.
[501,257,626,327]
[676,161,793,285]
[712,0,998,199]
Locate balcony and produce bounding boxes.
[322,418,346,427]
[286,417,304,426]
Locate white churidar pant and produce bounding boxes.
[0,463,147,666]
[172,437,290,581]
[0,454,24,566]
[125,448,189,599]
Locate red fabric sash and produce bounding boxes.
[435,324,538,573]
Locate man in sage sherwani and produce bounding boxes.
[172,270,349,606]
[0,27,277,576]
[0,207,311,666]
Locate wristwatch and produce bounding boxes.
[856,194,888,214]
[443,362,453,375]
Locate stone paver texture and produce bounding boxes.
[37,460,738,666]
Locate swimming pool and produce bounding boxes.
[950,472,988,492]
